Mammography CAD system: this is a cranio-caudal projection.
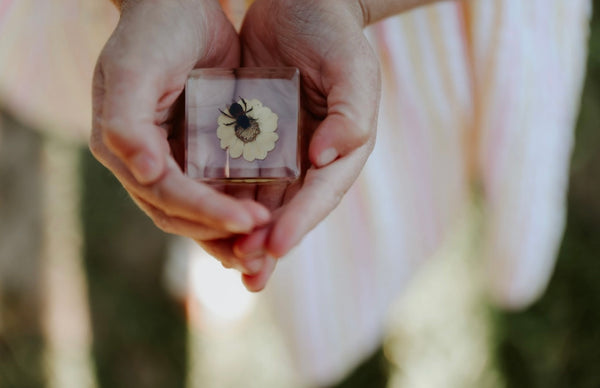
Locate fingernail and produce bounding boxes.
[225,217,253,233]
[316,148,338,167]
[244,258,265,275]
[244,248,267,260]
[254,206,271,224]
[131,152,161,183]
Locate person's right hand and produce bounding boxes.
[226,0,381,291]
[90,0,271,276]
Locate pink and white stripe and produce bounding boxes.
[261,0,591,385]
[470,0,591,307]
[0,0,117,140]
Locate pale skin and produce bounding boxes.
[91,0,455,291]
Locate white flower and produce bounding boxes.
[216,98,279,162]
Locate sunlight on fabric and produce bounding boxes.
[165,239,257,330]
[170,240,300,388]
[188,250,257,328]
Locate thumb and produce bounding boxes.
[93,59,169,184]
[308,38,380,168]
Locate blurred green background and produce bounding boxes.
[493,3,600,386]
[1,2,600,388]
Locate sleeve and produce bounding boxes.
[0,0,117,140]
[468,0,591,308]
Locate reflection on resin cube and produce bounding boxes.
[185,68,300,184]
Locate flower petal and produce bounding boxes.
[243,142,259,161]
[253,133,276,160]
[218,115,235,126]
[257,132,279,152]
[256,146,268,160]
[228,138,244,158]
[246,99,262,109]
[249,140,265,160]
[216,124,234,139]
[261,114,278,133]
[217,125,236,149]
[251,105,277,133]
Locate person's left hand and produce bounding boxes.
[203,0,381,291]
[90,0,272,278]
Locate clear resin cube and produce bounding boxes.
[185,68,300,184]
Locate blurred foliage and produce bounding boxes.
[81,152,187,388]
[494,1,600,386]
[0,112,45,388]
[495,213,600,388]
[330,348,389,388]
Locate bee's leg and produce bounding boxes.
[244,103,254,114]
[219,109,235,119]
[240,97,254,114]
[224,120,236,126]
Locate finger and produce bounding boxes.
[93,59,169,184]
[266,150,369,258]
[239,198,272,226]
[197,238,238,269]
[309,38,380,167]
[91,139,270,233]
[234,180,300,257]
[199,239,268,276]
[241,256,277,292]
[233,226,271,259]
[130,194,234,241]
[122,159,270,232]
[93,0,234,185]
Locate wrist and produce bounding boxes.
[112,0,222,13]
[341,0,370,28]
[349,0,447,26]
[110,0,144,12]
[109,0,123,11]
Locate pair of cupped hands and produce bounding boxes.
[90,0,381,291]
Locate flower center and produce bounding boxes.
[235,120,261,143]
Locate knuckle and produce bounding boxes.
[334,108,375,150]
[89,116,110,161]
[150,181,170,205]
[88,136,103,160]
[221,260,234,269]
[88,131,113,167]
[152,212,173,233]
[348,113,376,147]
[101,121,129,150]
[352,123,373,146]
